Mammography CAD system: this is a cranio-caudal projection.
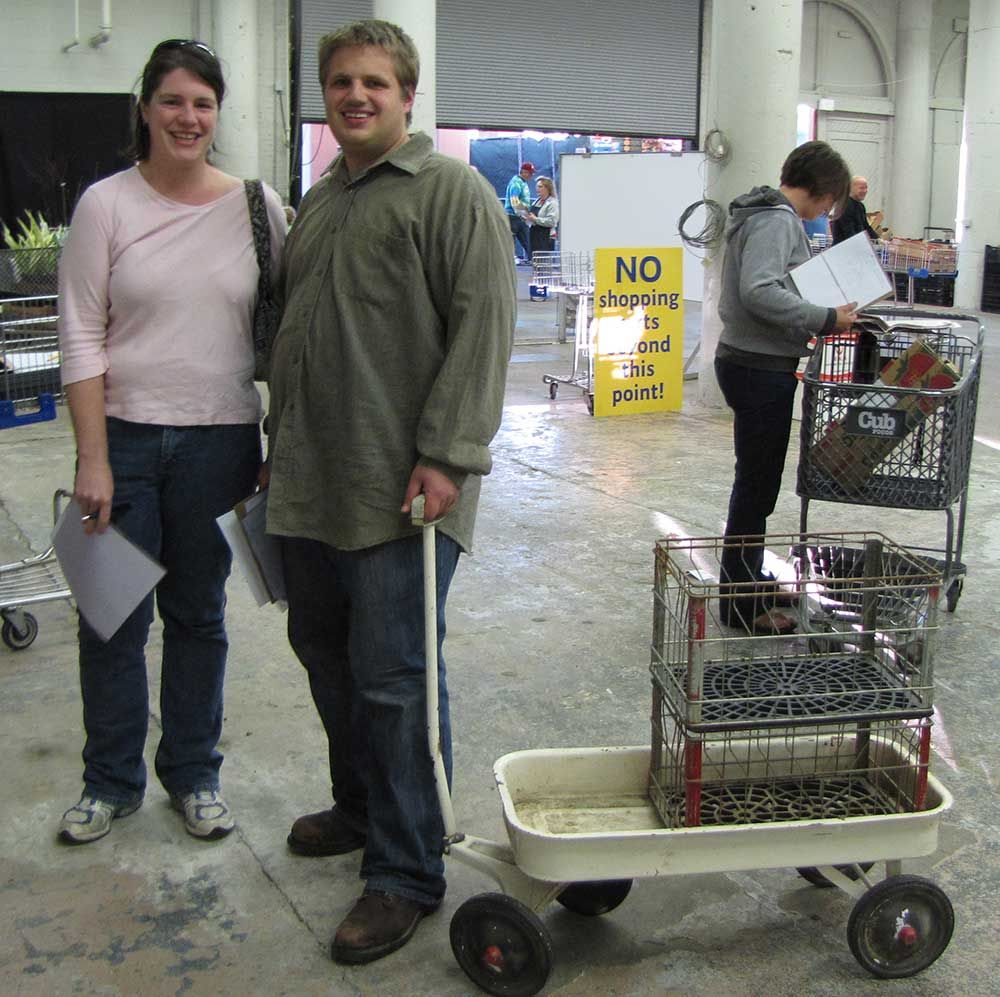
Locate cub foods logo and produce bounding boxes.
[845,406,907,438]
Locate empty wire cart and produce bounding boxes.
[1,295,61,428]
[532,251,597,412]
[797,309,983,611]
[0,491,71,650]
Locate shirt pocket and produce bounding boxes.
[337,228,417,309]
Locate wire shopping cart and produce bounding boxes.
[0,490,72,650]
[1,295,61,428]
[532,251,597,413]
[879,240,958,307]
[797,307,983,611]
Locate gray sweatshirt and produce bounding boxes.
[716,186,836,369]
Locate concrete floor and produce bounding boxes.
[2,284,999,996]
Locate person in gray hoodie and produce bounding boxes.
[715,140,856,635]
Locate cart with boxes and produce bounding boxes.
[797,307,983,611]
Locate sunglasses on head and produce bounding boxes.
[152,39,217,59]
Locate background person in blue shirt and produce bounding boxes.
[504,161,534,263]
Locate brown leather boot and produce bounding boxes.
[286,807,366,856]
[331,892,434,964]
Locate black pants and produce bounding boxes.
[714,356,798,626]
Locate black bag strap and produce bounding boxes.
[244,179,273,347]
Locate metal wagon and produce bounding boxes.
[410,503,955,995]
[797,307,983,611]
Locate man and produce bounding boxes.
[831,174,879,244]
[265,19,515,965]
[504,161,535,263]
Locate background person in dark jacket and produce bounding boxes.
[831,175,879,244]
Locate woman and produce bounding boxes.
[56,40,287,844]
[527,175,559,257]
[715,141,855,635]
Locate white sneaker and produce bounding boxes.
[59,795,141,845]
[171,789,235,840]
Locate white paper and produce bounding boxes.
[52,498,166,642]
[216,489,286,607]
[789,231,892,310]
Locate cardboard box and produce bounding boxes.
[808,339,960,493]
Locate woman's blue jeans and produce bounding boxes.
[281,531,460,909]
[714,357,798,626]
[77,418,260,806]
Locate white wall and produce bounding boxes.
[2,1,197,93]
[798,0,970,237]
[1,0,290,197]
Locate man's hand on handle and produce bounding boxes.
[401,465,458,524]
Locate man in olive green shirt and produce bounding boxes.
[265,20,515,965]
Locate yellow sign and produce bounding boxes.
[592,248,684,417]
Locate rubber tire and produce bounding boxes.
[946,578,962,613]
[797,863,875,889]
[450,892,553,997]
[2,612,38,650]
[847,875,954,979]
[556,879,632,916]
[586,393,595,416]
[548,381,558,400]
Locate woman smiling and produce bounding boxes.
[56,39,287,845]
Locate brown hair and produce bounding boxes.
[780,140,850,214]
[318,20,419,126]
[535,176,555,198]
[130,40,225,162]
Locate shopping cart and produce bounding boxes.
[410,502,954,995]
[0,490,72,650]
[797,307,983,611]
[1,295,61,428]
[879,240,958,306]
[532,251,597,413]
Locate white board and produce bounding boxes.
[559,152,707,302]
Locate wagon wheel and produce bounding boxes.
[450,892,553,997]
[586,393,595,416]
[847,875,954,979]
[2,613,38,650]
[945,578,962,612]
[548,381,558,400]
[797,863,875,889]
[557,879,632,916]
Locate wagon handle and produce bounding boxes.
[410,494,459,840]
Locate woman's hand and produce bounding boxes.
[74,456,114,534]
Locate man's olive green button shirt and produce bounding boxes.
[266,132,516,553]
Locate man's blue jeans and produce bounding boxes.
[77,418,260,806]
[714,357,798,626]
[281,531,460,909]
[508,214,531,262]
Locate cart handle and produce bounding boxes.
[53,489,74,524]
